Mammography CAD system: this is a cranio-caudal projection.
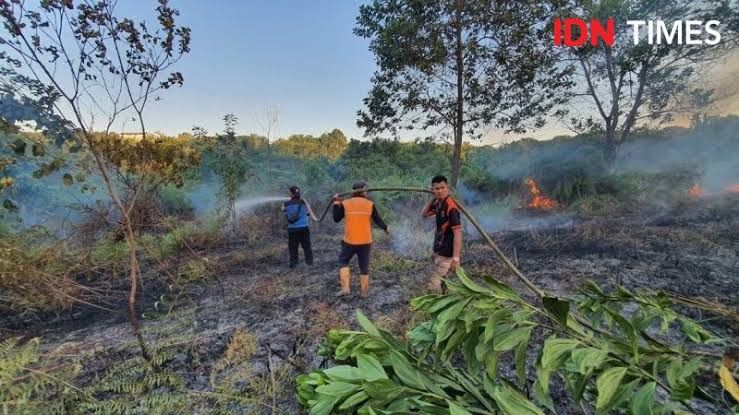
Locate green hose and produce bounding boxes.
[315,187,546,298]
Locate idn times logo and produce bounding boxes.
[553,18,722,47]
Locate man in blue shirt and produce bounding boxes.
[283,185,318,268]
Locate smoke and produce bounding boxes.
[474,117,739,199]
[234,196,287,213]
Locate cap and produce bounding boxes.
[352,180,368,190]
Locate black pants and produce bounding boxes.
[339,242,371,274]
[288,227,313,267]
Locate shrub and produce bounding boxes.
[298,269,732,414]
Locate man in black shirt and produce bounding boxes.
[421,175,463,293]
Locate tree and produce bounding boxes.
[0,0,191,361]
[208,113,250,232]
[565,0,739,164]
[355,0,574,187]
[255,105,279,177]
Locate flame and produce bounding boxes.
[525,178,558,210]
[689,184,703,198]
[727,184,739,193]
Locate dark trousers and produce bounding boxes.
[338,242,371,274]
[288,227,313,267]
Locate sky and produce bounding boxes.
[117,0,375,141]
[114,1,739,145]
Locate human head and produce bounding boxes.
[352,180,368,197]
[431,175,449,200]
[289,185,300,199]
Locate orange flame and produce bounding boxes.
[525,178,558,210]
[689,184,703,198]
[727,184,739,193]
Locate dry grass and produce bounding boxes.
[245,276,292,305]
[375,308,429,341]
[306,302,349,340]
[373,249,424,274]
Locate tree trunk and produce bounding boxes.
[450,0,464,189]
[86,136,151,363]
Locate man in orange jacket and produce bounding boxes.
[333,181,390,298]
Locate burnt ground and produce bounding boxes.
[9,194,739,413]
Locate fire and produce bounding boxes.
[727,184,739,193]
[524,178,558,210]
[688,184,703,198]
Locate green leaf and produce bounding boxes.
[362,379,402,400]
[493,326,532,352]
[448,401,474,415]
[357,354,387,381]
[455,268,489,294]
[338,390,369,410]
[388,350,426,391]
[482,275,522,302]
[532,375,555,412]
[514,330,531,385]
[356,310,381,337]
[595,366,628,413]
[324,365,361,382]
[485,351,500,380]
[441,322,467,361]
[543,296,570,326]
[541,337,579,370]
[631,382,656,415]
[606,308,639,362]
[315,381,359,397]
[309,396,339,415]
[492,383,545,415]
[435,298,472,345]
[569,347,608,374]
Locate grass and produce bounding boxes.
[373,249,424,274]
[307,302,350,340]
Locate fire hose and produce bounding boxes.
[314,187,546,298]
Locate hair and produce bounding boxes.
[431,175,448,185]
[289,185,300,198]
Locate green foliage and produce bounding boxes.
[274,129,348,160]
[0,337,82,414]
[299,269,729,414]
[157,184,194,216]
[0,231,83,313]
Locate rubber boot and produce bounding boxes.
[360,275,369,299]
[337,267,351,297]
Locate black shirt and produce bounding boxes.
[428,196,462,257]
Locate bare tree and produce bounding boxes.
[255,105,279,177]
[564,0,738,164]
[0,0,191,361]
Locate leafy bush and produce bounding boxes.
[157,185,194,216]
[298,269,731,414]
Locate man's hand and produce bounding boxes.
[332,194,342,204]
[450,257,460,270]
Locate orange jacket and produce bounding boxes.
[333,196,387,245]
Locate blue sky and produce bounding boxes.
[119,0,375,140]
[117,1,739,144]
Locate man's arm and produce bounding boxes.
[332,196,344,222]
[371,205,389,234]
[304,200,318,221]
[450,208,463,268]
[421,198,435,218]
